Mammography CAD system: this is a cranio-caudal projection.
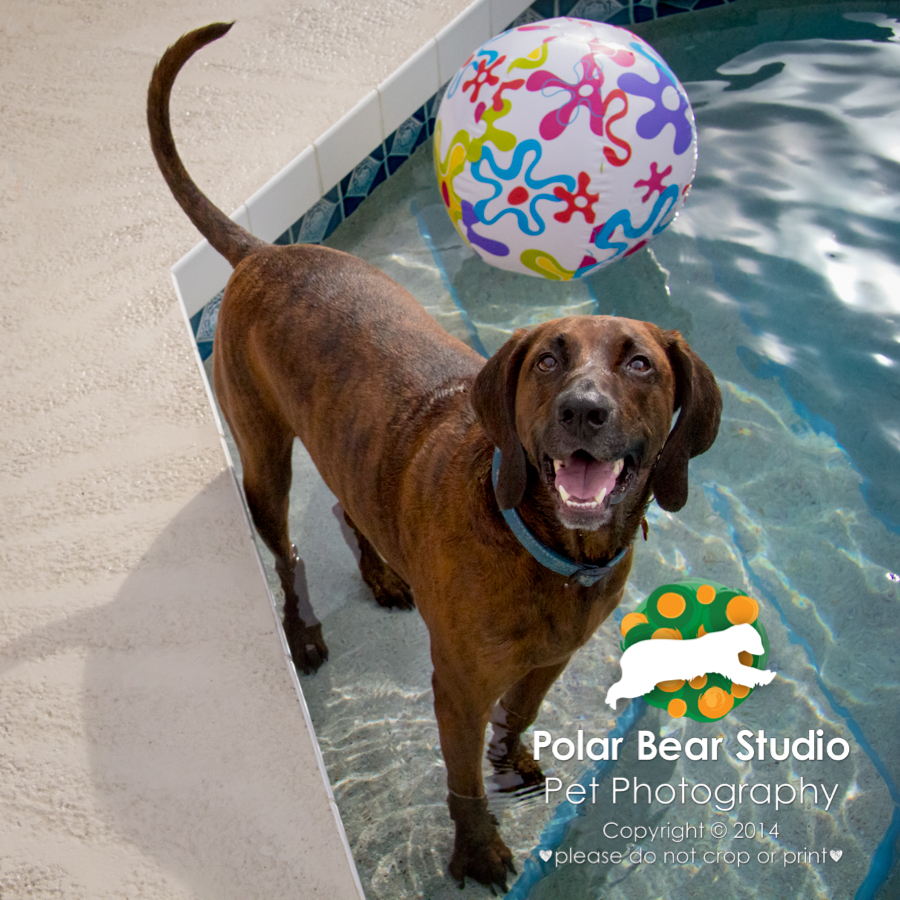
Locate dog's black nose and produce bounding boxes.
[557,388,613,439]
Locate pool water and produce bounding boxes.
[206,1,900,897]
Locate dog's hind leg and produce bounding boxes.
[487,659,571,793]
[274,548,329,674]
[342,511,414,610]
[223,397,329,674]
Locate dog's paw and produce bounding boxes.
[487,736,545,795]
[449,833,515,893]
[284,620,329,675]
[371,578,415,611]
[489,760,545,797]
[363,558,415,610]
[447,793,516,892]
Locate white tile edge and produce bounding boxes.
[313,89,384,193]
[435,0,492,85]
[244,145,323,244]
[171,272,367,900]
[377,39,440,138]
[489,0,536,34]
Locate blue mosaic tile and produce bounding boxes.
[196,292,222,343]
[321,197,346,241]
[695,0,725,8]
[343,176,384,218]
[341,146,386,200]
[529,0,558,18]
[426,85,448,137]
[607,8,635,24]
[634,4,656,22]
[190,290,222,361]
[387,118,427,176]
[190,306,203,339]
[567,0,627,22]
[388,111,426,158]
[340,151,386,218]
[297,187,343,243]
[509,7,545,27]
[657,2,690,15]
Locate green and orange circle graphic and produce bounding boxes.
[620,580,769,722]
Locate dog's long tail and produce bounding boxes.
[147,23,267,267]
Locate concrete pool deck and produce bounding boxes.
[0,0,474,896]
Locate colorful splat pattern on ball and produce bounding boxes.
[434,17,697,279]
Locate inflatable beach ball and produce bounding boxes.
[434,17,697,280]
[620,580,770,722]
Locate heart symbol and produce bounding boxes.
[539,849,553,862]
[830,850,842,862]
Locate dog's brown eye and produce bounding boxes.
[537,354,558,372]
[628,355,651,372]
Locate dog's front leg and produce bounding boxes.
[275,545,328,675]
[432,668,515,890]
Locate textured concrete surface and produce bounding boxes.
[0,1,471,896]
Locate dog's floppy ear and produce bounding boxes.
[651,331,722,512]
[472,329,532,510]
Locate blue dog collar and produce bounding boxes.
[491,448,632,587]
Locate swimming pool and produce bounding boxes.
[202,1,900,897]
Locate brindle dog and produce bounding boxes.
[148,23,721,891]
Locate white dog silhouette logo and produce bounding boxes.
[606,623,775,709]
[605,581,774,721]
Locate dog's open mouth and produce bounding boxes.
[544,450,636,515]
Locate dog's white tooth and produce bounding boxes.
[554,459,563,473]
[558,484,570,502]
[594,488,607,505]
[613,459,624,477]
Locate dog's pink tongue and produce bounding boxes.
[555,456,617,500]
